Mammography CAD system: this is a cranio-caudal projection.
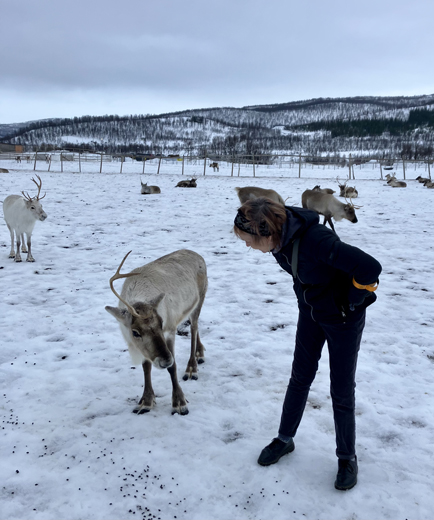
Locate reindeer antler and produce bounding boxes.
[109,251,140,317]
[22,175,46,201]
[345,196,363,209]
[32,175,46,200]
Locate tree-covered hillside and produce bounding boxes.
[2,94,434,159]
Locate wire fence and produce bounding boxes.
[0,151,432,180]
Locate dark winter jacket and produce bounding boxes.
[272,207,382,324]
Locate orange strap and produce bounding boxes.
[352,277,378,292]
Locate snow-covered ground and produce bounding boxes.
[1,163,433,520]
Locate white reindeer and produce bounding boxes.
[301,189,361,233]
[3,175,47,262]
[105,249,208,415]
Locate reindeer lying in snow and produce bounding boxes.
[3,175,47,262]
[176,178,197,188]
[385,173,407,188]
[105,249,208,415]
[336,178,358,198]
[140,181,161,194]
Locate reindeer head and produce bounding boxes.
[22,175,47,221]
[105,251,173,369]
[343,196,363,223]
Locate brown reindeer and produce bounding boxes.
[302,189,361,233]
[141,181,161,194]
[235,186,286,206]
[176,178,197,188]
[209,162,219,172]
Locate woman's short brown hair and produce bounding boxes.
[233,197,287,248]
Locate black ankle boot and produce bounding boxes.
[334,456,358,490]
[257,438,295,466]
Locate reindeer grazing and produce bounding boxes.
[140,181,161,194]
[176,178,197,188]
[105,249,208,415]
[209,162,219,172]
[385,174,407,188]
[336,178,358,198]
[235,186,286,206]
[3,175,47,262]
[301,189,360,233]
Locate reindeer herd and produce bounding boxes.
[1,169,431,415]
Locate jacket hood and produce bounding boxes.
[279,206,320,248]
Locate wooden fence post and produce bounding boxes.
[142,158,146,175]
[100,153,103,173]
[348,154,352,179]
[231,158,234,177]
[33,152,37,171]
[157,157,161,174]
[61,152,63,172]
[203,152,207,175]
[402,159,406,179]
[428,160,431,180]
[182,155,185,175]
[252,153,255,177]
[298,153,302,178]
[79,152,81,173]
[120,156,124,174]
[379,160,383,180]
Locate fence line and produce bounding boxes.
[0,151,432,180]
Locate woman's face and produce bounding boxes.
[236,230,273,253]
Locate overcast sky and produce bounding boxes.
[1,0,434,124]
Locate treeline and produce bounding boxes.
[5,96,434,160]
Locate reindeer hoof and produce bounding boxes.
[197,357,205,364]
[14,257,22,263]
[183,372,198,381]
[172,406,189,415]
[26,258,35,262]
[133,403,153,414]
[8,254,15,258]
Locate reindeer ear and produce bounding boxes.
[149,293,165,309]
[105,306,131,325]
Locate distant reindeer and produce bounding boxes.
[176,178,197,188]
[301,189,360,233]
[336,178,358,198]
[209,162,219,172]
[105,249,208,415]
[385,174,407,188]
[416,176,431,184]
[140,181,161,194]
[15,156,22,163]
[26,156,31,163]
[235,186,286,206]
[0,168,9,173]
[312,185,335,194]
[3,175,47,262]
[425,181,434,189]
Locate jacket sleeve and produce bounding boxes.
[325,239,382,308]
[326,240,382,284]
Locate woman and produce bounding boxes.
[233,197,382,490]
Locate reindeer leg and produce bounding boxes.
[14,233,22,262]
[25,234,35,262]
[134,360,156,414]
[7,224,15,258]
[183,300,206,380]
[324,214,336,233]
[21,233,27,253]
[166,333,188,415]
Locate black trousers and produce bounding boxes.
[278,308,366,460]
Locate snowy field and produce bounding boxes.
[1,163,434,520]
